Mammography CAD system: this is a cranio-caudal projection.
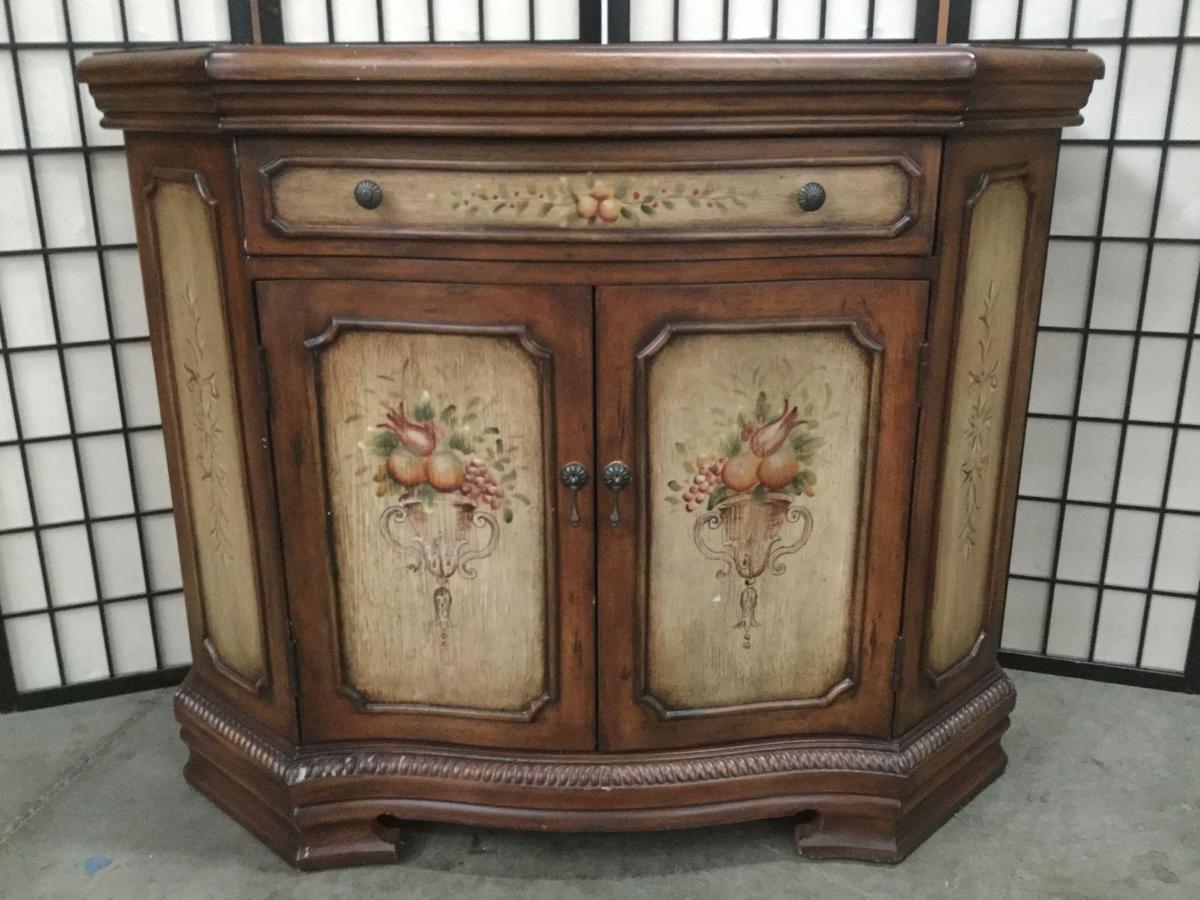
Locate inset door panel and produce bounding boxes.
[259,281,595,750]
[597,281,927,750]
[314,327,551,713]
[643,326,878,712]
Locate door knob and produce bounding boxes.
[559,461,589,528]
[601,461,632,527]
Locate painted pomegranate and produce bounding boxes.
[748,399,805,458]
[379,402,439,456]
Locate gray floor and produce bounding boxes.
[0,670,1196,899]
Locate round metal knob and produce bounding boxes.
[796,182,826,212]
[354,179,383,210]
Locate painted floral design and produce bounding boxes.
[357,389,528,524]
[179,281,236,565]
[959,279,1002,555]
[437,174,756,229]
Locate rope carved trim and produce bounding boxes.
[176,674,1014,789]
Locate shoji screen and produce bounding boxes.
[975,0,1200,691]
[278,0,595,42]
[0,0,233,711]
[617,0,922,41]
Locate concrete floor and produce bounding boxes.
[0,670,1196,899]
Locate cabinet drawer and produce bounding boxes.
[239,137,939,259]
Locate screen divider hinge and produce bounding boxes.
[892,635,905,692]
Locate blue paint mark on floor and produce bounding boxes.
[83,855,112,875]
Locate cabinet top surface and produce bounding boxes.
[78,43,1103,137]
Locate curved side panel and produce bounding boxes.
[924,173,1031,681]
[147,171,267,690]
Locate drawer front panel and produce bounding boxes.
[241,138,939,258]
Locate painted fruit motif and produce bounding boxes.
[757,447,800,491]
[722,452,761,493]
[386,446,427,486]
[359,390,527,522]
[428,450,466,493]
[667,388,830,514]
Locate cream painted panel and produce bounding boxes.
[267,161,914,236]
[319,330,548,711]
[927,176,1031,676]
[645,329,875,710]
[153,178,265,685]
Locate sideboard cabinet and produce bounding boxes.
[79,45,1102,868]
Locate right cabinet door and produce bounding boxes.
[597,280,927,750]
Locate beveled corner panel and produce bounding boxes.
[924,172,1032,682]
[641,323,880,715]
[309,323,553,717]
[145,171,267,691]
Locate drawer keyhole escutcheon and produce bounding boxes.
[559,461,590,528]
[354,179,384,210]
[796,182,826,212]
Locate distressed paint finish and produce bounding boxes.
[926,176,1031,677]
[318,330,548,711]
[152,177,265,686]
[645,330,874,710]
[265,161,915,237]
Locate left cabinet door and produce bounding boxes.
[259,280,596,750]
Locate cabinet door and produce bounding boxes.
[597,281,926,749]
[259,281,595,750]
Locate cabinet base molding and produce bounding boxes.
[175,671,1014,868]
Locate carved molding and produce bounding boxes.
[175,673,1014,788]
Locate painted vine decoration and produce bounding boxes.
[960,279,1001,555]
[436,174,757,229]
[668,379,838,648]
[179,281,236,565]
[354,384,531,645]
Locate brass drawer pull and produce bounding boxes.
[796,182,826,212]
[601,461,632,527]
[559,461,590,528]
[354,179,383,210]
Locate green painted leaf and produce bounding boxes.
[439,404,457,423]
[539,202,555,217]
[667,480,683,492]
[358,426,399,457]
[706,485,732,511]
[503,507,514,524]
[755,391,769,423]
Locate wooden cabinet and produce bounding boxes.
[80,44,1102,869]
